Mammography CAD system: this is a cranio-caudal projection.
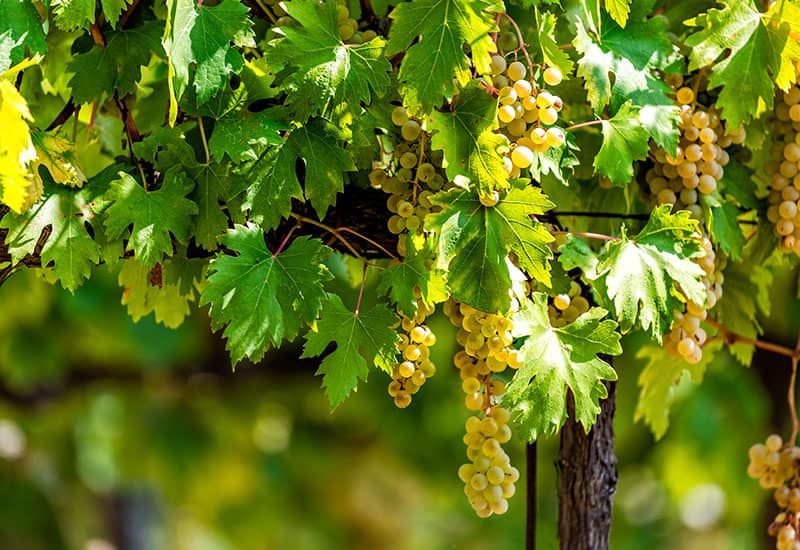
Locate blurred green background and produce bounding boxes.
[1,260,798,550]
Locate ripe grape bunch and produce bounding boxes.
[486,56,566,177]
[645,78,745,220]
[548,280,590,328]
[444,299,524,516]
[766,72,800,256]
[371,107,450,408]
[748,434,800,549]
[663,234,723,364]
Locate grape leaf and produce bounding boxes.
[163,0,253,122]
[386,0,502,113]
[529,135,579,183]
[593,102,650,185]
[302,294,398,408]
[429,82,509,196]
[595,205,706,339]
[537,11,574,77]
[426,184,554,313]
[0,0,47,70]
[242,118,355,230]
[100,0,132,28]
[506,293,621,441]
[68,22,163,103]
[201,227,333,365]
[633,339,719,439]
[574,17,679,152]
[51,0,95,31]
[376,233,448,318]
[208,106,286,162]
[0,76,37,213]
[30,133,86,189]
[0,178,103,292]
[604,0,631,28]
[104,169,198,266]
[706,201,745,260]
[685,0,800,128]
[118,256,198,329]
[714,262,771,365]
[188,162,230,251]
[267,0,391,121]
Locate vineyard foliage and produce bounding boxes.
[0,0,798,447]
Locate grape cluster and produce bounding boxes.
[458,408,520,517]
[766,80,800,255]
[748,434,800,549]
[334,0,377,44]
[371,108,450,407]
[485,56,565,177]
[646,82,744,221]
[387,302,437,408]
[444,299,522,516]
[548,281,590,328]
[663,234,722,364]
[369,106,447,256]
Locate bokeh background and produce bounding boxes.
[1,260,798,550]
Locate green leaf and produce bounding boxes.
[200,226,333,365]
[208,107,286,162]
[162,0,253,122]
[633,339,719,439]
[30,133,86,189]
[605,0,631,28]
[118,256,199,329]
[593,102,650,185]
[506,293,620,441]
[267,0,391,121]
[426,184,554,313]
[302,294,398,408]
[707,201,745,260]
[376,233,448,317]
[104,169,198,266]
[386,0,502,113]
[0,180,103,292]
[714,261,771,365]
[685,0,799,127]
[574,17,679,151]
[52,0,95,30]
[68,22,163,103]
[429,82,509,196]
[242,118,355,229]
[595,205,706,339]
[537,11,574,77]
[0,0,47,71]
[188,162,230,251]
[720,158,759,210]
[100,0,132,28]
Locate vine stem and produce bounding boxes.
[565,119,604,132]
[273,222,300,257]
[290,214,363,259]
[197,116,211,165]
[354,262,368,316]
[551,230,620,242]
[789,356,798,447]
[336,227,398,260]
[498,13,536,84]
[705,317,798,359]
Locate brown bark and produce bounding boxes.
[558,379,617,550]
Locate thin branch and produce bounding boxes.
[552,230,620,242]
[336,226,398,260]
[291,214,364,259]
[45,99,77,132]
[706,317,797,359]
[565,119,604,132]
[197,116,211,165]
[498,13,536,85]
[354,262,368,316]
[273,222,301,257]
